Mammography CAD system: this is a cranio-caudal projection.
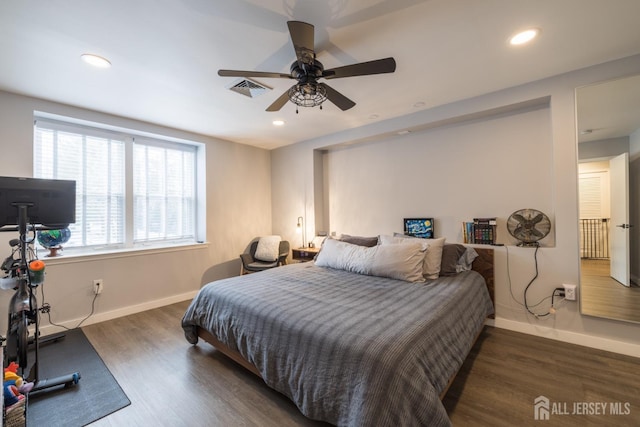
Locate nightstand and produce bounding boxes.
[291,247,320,262]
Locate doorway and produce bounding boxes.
[579,157,640,322]
[579,155,630,287]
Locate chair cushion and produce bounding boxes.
[247,261,279,270]
[254,235,282,262]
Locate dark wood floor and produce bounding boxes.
[581,259,640,322]
[82,301,640,426]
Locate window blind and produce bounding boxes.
[34,117,198,250]
[133,138,196,242]
[34,119,126,248]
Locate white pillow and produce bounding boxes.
[380,234,446,279]
[254,235,282,262]
[369,244,428,282]
[314,238,426,282]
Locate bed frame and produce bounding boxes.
[470,247,494,317]
[196,247,495,399]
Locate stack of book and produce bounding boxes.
[462,218,497,244]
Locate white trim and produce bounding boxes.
[38,290,199,336]
[34,111,205,148]
[39,241,209,266]
[487,317,640,358]
[33,112,207,247]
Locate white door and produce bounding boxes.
[610,152,630,286]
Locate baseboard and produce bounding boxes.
[486,317,640,358]
[39,295,640,358]
[39,290,199,336]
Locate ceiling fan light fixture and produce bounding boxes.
[509,28,540,45]
[288,83,327,108]
[81,53,111,68]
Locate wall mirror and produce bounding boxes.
[576,74,640,323]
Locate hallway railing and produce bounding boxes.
[579,218,610,259]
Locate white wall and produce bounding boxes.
[0,90,272,333]
[579,136,629,161]
[324,105,554,245]
[272,54,640,357]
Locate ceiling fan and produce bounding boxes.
[218,21,396,112]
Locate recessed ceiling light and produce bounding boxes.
[413,101,426,108]
[368,114,380,120]
[509,28,540,45]
[272,120,285,126]
[397,130,411,136]
[81,53,111,68]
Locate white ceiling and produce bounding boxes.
[577,74,640,144]
[2,0,640,150]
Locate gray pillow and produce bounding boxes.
[439,244,479,276]
[338,234,379,247]
[440,244,467,276]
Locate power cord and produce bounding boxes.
[39,283,98,331]
[549,288,566,314]
[523,245,545,316]
[507,244,564,318]
[506,245,555,309]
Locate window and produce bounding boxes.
[133,139,196,242]
[34,115,204,252]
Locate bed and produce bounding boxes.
[182,241,494,427]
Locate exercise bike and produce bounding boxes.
[1,202,80,393]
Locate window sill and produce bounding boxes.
[36,241,210,265]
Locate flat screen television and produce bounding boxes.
[0,176,76,228]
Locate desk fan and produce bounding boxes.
[507,209,551,246]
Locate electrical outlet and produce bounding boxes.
[563,283,577,301]
[93,279,104,295]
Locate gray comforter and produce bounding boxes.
[182,262,494,426]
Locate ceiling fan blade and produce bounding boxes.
[320,83,356,111]
[266,86,294,112]
[218,69,291,79]
[323,57,396,79]
[287,21,315,66]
